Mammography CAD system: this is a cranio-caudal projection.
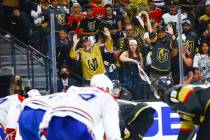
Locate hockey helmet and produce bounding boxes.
[27,89,41,98]
[90,74,113,93]
[152,76,173,99]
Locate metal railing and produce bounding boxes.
[0,29,52,93]
[0,28,86,94]
[115,81,157,101]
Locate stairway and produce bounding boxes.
[0,33,51,95]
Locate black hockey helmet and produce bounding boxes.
[152,76,174,99]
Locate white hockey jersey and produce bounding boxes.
[21,92,67,111]
[40,86,122,140]
[0,94,23,129]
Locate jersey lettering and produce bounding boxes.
[0,98,7,104]
[78,94,96,101]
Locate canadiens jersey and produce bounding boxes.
[21,92,67,111]
[40,86,121,140]
[0,94,24,129]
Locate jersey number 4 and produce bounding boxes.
[0,98,7,104]
[78,94,96,101]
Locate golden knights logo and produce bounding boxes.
[118,39,126,50]
[157,48,169,62]
[88,22,96,31]
[186,41,194,54]
[88,58,98,71]
[56,14,65,25]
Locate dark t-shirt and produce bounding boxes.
[79,17,100,33]
[183,31,199,56]
[101,15,120,30]
[44,6,67,32]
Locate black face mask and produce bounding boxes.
[16,79,22,86]
[60,73,69,79]
[183,30,190,34]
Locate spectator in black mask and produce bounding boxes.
[9,74,25,96]
[57,65,80,92]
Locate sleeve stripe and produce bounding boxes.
[204,99,210,115]
[178,86,194,103]
[180,128,194,133]
[183,89,193,103]
[180,121,195,133]
[52,106,94,123]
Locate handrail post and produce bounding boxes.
[50,11,57,93]
[178,6,184,85]
[11,35,16,74]
[49,60,52,93]
[30,50,35,88]
[45,57,49,92]
[26,45,31,88]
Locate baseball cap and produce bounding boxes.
[158,26,166,32]
[168,0,178,6]
[129,39,138,45]
[82,36,95,43]
[182,19,191,25]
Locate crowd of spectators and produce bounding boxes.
[1,0,210,100]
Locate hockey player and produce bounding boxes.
[153,77,210,140]
[94,79,155,140]
[0,89,40,140]
[117,99,155,140]
[91,76,155,140]
[39,74,122,140]
[18,92,68,140]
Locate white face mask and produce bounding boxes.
[85,40,94,51]
[85,44,92,51]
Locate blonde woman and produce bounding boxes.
[9,74,25,95]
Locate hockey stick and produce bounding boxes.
[137,63,161,99]
[137,63,151,85]
[187,128,197,140]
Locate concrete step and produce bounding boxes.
[15,65,47,77]
[0,55,46,65]
[0,47,27,55]
[21,77,49,89]
[0,55,27,62]
[0,42,11,49]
